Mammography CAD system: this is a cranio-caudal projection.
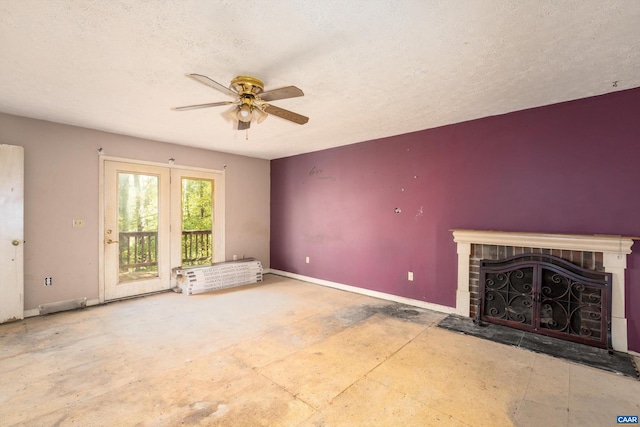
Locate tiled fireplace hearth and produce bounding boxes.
[452,230,635,352]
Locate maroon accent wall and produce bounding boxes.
[270,87,640,352]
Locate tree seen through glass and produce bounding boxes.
[181,178,213,266]
[117,173,159,281]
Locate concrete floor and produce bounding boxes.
[1,274,639,426]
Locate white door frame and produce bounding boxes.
[99,156,225,303]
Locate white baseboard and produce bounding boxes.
[23,308,39,318]
[268,269,456,315]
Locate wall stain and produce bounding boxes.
[309,166,323,176]
[309,165,336,181]
[303,231,343,243]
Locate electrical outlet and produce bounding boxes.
[44,277,52,286]
[408,271,414,281]
[233,255,238,261]
[72,218,85,228]
[306,256,310,264]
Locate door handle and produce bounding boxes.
[12,239,21,246]
[107,239,119,244]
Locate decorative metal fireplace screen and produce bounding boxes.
[478,254,612,350]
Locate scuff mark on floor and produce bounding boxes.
[181,401,228,424]
[334,303,443,327]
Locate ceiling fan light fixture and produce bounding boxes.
[237,104,252,122]
[255,107,268,124]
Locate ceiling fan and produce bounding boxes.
[175,74,309,130]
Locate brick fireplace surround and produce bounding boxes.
[452,230,635,352]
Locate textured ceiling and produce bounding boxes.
[1,1,639,160]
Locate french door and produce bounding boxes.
[103,160,224,301]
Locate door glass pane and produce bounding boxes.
[118,173,159,282]
[181,178,213,266]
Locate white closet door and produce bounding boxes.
[0,144,24,322]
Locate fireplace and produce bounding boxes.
[452,230,635,352]
[479,253,612,349]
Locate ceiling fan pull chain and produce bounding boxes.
[246,130,249,141]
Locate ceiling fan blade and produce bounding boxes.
[259,86,304,102]
[263,104,309,125]
[187,73,237,97]
[174,101,233,111]
[238,120,251,130]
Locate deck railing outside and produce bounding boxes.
[181,230,213,265]
[118,230,212,271]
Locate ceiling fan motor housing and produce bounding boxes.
[230,76,264,95]
[231,76,268,122]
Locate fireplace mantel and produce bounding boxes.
[451,229,636,352]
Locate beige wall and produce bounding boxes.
[0,112,270,310]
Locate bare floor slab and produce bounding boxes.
[1,274,639,426]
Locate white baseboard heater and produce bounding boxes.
[39,297,87,315]
[175,258,263,295]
